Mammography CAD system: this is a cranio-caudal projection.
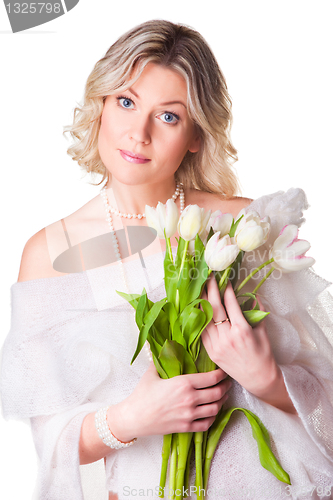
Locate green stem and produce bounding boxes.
[184,439,193,497]
[202,430,208,465]
[175,432,192,499]
[166,237,173,263]
[235,258,274,295]
[175,289,180,314]
[175,240,189,314]
[194,432,204,500]
[252,266,274,294]
[169,434,178,500]
[218,267,230,290]
[203,456,211,492]
[159,434,172,497]
[179,240,189,279]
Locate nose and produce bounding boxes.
[129,114,151,145]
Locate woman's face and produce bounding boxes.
[98,62,200,187]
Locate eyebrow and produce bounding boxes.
[128,87,187,109]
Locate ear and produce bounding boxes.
[188,133,201,153]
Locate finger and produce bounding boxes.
[256,295,266,311]
[192,393,229,425]
[207,275,228,322]
[200,327,216,357]
[195,378,232,406]
[185,368,227,389]
[224,281,248,326]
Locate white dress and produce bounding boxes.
[1,188,333,500]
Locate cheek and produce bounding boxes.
[97,123,107,160]
[98,115,118,158]
[164,131,193,161]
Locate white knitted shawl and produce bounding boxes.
[1,188,333,500]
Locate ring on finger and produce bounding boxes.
[213,318,230,326]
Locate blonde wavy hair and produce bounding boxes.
[64,19,240,198]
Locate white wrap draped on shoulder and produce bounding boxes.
[1,188,333,500]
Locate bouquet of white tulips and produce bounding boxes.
[117,198,315,499]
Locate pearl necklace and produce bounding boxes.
[100,183,185,362]
[105,183,184,219]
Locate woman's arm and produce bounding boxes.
[79,364,232,465]
[15,231,233,465]
[201,276,297,415]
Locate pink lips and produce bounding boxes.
[120,150,151,164]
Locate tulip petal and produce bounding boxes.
[212,213,233,236]
[209,244,239,271]
[273,256,315,273]
[236,226,264,252]
[164,199,179,238]
[273,225,299,252]
[145,205,164,238]
[286,239,311,257]
[178,205,202,241]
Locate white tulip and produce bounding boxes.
[178,205,211,242]
[204,232,239,271]
[145,198,179,239]
[210,211,233,237]
[234,211,271,252]
[269,224,315,273]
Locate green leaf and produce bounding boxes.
[152,352,168,379]
[171,315,187,350]
[158,340,184,378]
[152,308,170,343]
[195,343,216,373]
[243,310,270,327]
[116,290,141,309]
[135,289,148,330]
[131,297,167,364]
[149,335,163,356]
[177,256,191,297]
[236,292,270,327]
[237,292,257,312]
[229,215,243,237]
[185,309,206,347]
[229,250,245,290]
[163,302,177,330]
[183,349,198,374]
[205,407,291,485]
[188,299,213,360]
[164,248,178,304]
[206,226,215,243]
[175,298,212,353]
[150,324,168,347]
[175,236,187,268]
[242,408,291,484]
[178,235,208,310]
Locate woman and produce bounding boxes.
[1,19,333,500]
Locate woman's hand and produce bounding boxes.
[200,276,297,414]
[107,364,232,443]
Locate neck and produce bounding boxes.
[104,178,179,214]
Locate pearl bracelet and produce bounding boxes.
[95,406,137,449]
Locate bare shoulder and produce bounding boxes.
[17,227,66,282]
[185,189,253,218]
[17,192,106,282]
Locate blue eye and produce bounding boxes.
[117,96,134,109]
[160,112,179,124]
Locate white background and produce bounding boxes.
[0,1,332,497]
